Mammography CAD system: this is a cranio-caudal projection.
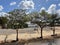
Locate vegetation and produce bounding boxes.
[8,9,29,41]
[31,10,47,38]
[0,8,60,41]
[0,17,8,28]
[49,14,58,36]
[8,9,28,29]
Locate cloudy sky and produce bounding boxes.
[0,0,60,15]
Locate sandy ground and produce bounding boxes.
[0,27,60,42]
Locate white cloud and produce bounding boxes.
[58,3,60,6]
[40,7,46,12]
[47,4,56,14]
[10,2,16,6]
[0,12,9,17]
[0,5,3,11]
[18,0,34,9]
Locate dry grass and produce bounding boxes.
[0,27,60,45]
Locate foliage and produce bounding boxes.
[8,9,28,29]
[0,17,8,28]
[49,14,58,27]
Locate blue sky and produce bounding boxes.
[0,0,60,13]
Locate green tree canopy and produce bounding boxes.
[8,9,28,29]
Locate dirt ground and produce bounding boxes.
[0,27,60,42]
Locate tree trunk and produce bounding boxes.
[16,29,18,41]
[53,27,55,35]
[4,35,8,42]
[40,27,43,38]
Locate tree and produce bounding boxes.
[49,14,58,36]
[30,10,48,38]
[31,11,47,38]
[32,19,46,38]
[0,17,8,28]
[8,9,27,41]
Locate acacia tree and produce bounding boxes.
[31,11,47,38]
[8,9,28,41]
[50,14,58,36]
[32,18,46,38]
[37,20,46,38]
